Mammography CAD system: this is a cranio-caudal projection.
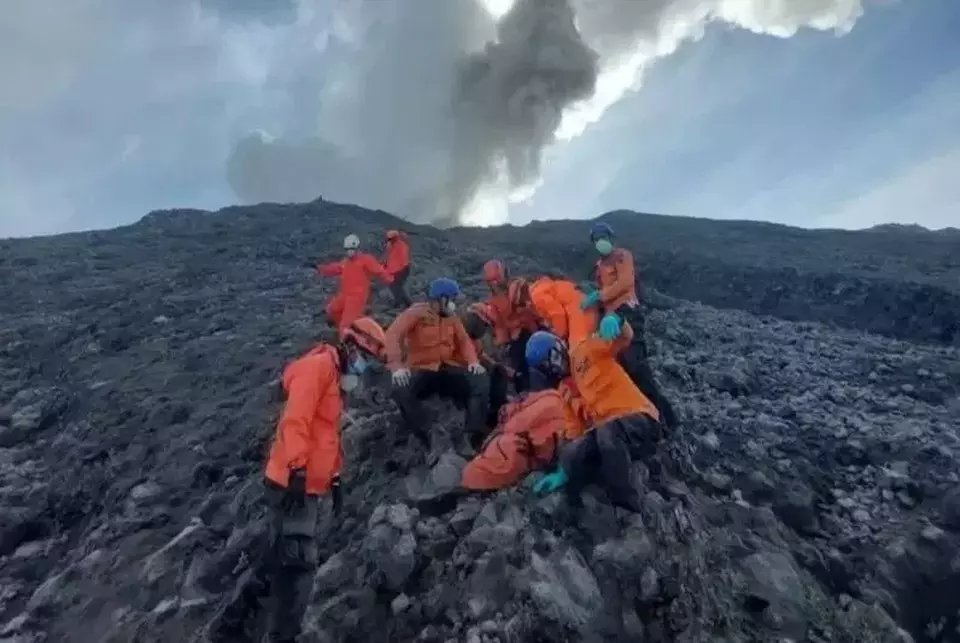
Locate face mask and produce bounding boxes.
[348,355,368,375]
[339,373,360,392]
[436,299,455,316]
[345,249,357,257]
[594,239,613,255]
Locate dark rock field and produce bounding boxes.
[0,199,958,642]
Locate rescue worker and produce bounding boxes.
[385,278,489,454]
[317,233,393,333]
[511,275,598,350]
[383,229,412,308]
[461,302,512,428]
[527,328,664,513]
[461,337,592,492]
[580,222,679,428]
[482,259,540,393]
[208,317,387,643]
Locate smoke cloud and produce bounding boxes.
[225,0,867,225]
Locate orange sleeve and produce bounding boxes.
[385,307,421,370]
[277,356,334,469]
[318,261,342,277]
[362,254,390,281]
[489,302,510,346]
[454,319,480,364]
[600,249,635,306]
[531,288,567,339]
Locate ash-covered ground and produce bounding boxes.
[0,200,958,643]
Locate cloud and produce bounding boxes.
[1,0,869,237]
[224,0,868,226]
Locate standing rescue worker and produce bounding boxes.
[580,222,679,428]
[511,275,598,350]
[208,317,387,643]
[385,278,489,454]
[461,302,512,429]
[527,328,664,513]
[383,229,412,308]
[318,234,393,333]
[482,260,540,393]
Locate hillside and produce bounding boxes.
[0,199,959,643]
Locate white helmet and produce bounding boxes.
[343,234,360,250]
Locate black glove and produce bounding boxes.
[330,474,343,516]
[287,468,307,500]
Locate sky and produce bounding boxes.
[1,0,957,238]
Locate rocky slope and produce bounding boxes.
[0,199,959,643]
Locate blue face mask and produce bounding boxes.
[348,355,368,375]
[594,239,613,255]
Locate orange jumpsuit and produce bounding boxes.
[461,388,568,491]
[264,345,343,495]
[384,233,411,276]
[386,303,489,445]
[318,252,392,332]
[528,276,598,350]
[558,330,663,512]
[592,246,678,428]
[593,247,639,312]
[385,303,479,371]
[487,286,540,347]
[568,328,659,424]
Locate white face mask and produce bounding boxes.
[339,374,360,392]
[345,249,357,257]
[445,300,457,315]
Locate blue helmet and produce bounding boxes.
[525,330,563,370]
[589,222,614,241]
[428,277,460,300]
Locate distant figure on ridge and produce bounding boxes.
[383,229,412,308]
[317,233,392,333]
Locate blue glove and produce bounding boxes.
[579,290,601,311]
[533,467,569,495]
[598,313,622,341]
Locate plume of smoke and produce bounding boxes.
[434,0,600,222]
[225,0,867,226]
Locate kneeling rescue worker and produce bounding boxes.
[510,275,597,350]
[482,259,540,393]
[528,325,664,514]
[580,222,679,428]
[318,233,393,333]
[386,278,490,454]
[208,317,387,643]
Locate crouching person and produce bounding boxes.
[207,317,387,643]
[527,328,664,514]
[385,278,489,454]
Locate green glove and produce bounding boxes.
[534,467,569,495]
[579,290,601,311]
